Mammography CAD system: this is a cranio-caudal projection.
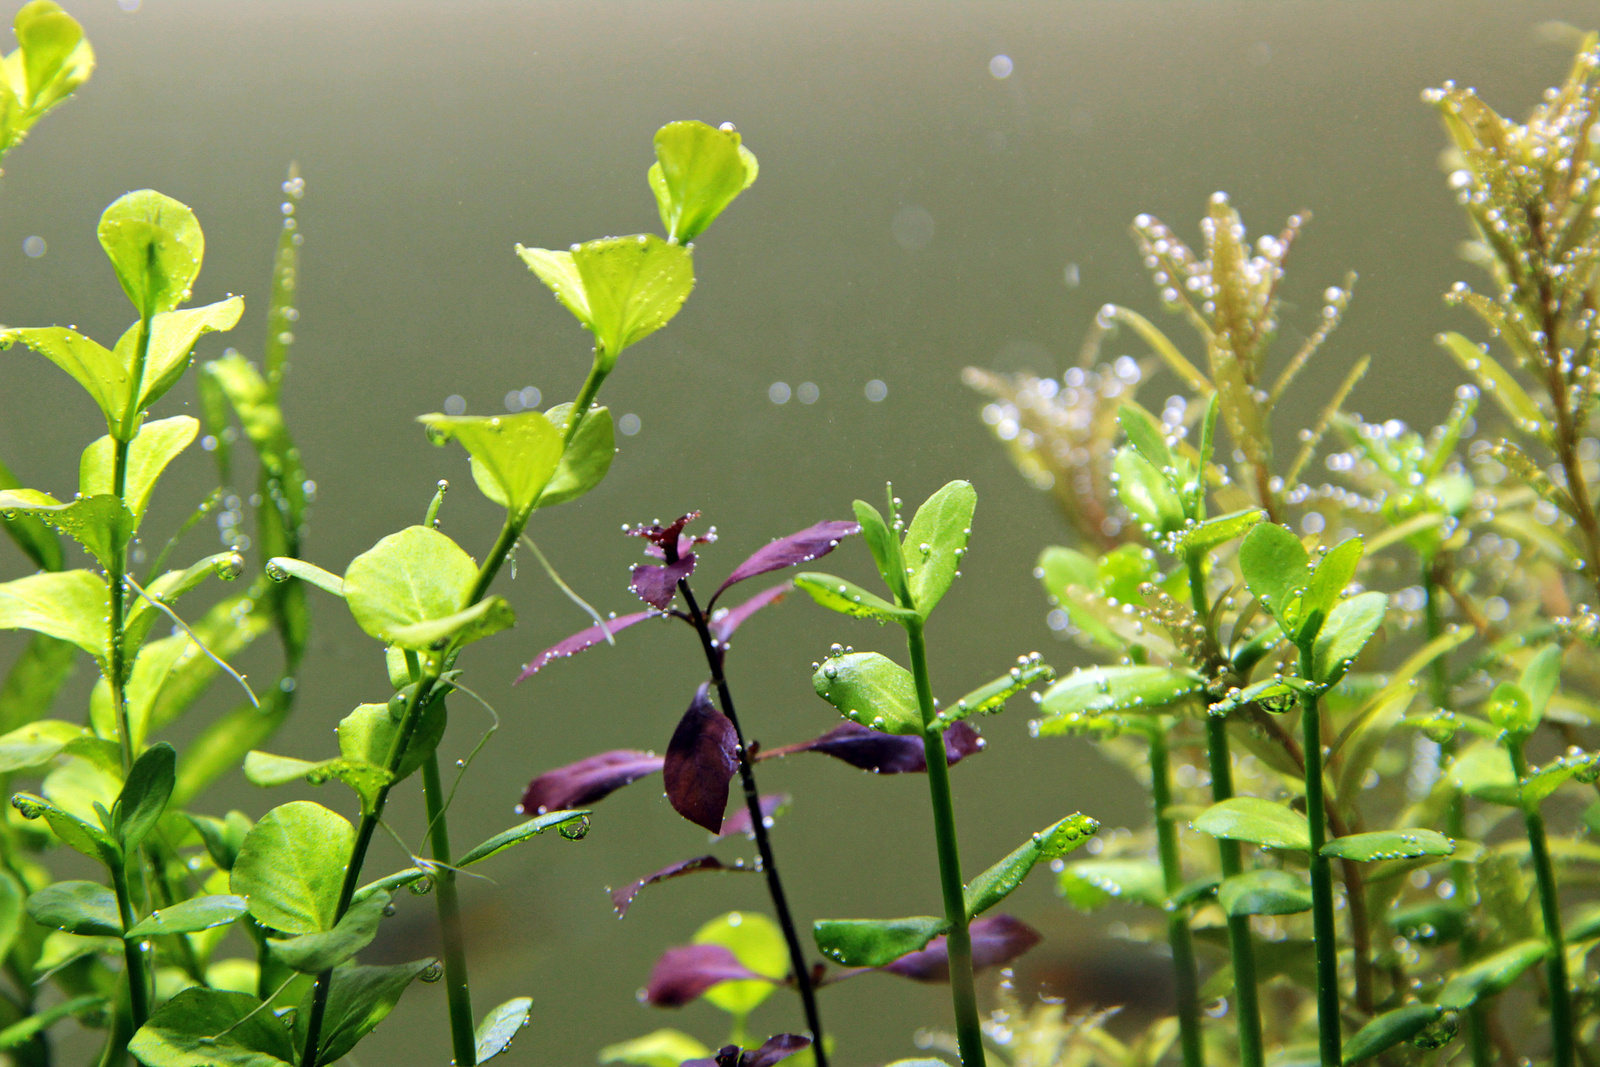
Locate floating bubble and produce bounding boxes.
[768,381,791,404]
[891,205,935,251]
[797,382,819,404]
[21,236,45,258]
[443,394,466,416]
[989,54,1014,79]
[864,379,888,402]
[618,413,641,436]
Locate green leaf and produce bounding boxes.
[230,801,354,935]
[1176,508,1263,558]
[1485,681,1536,738]
[1239,522,1311,635]
[419,410,564,516]
[693,910,787,1016]
[1320,829,1454,862]
[386,595,514,652]
[342,526,477,650]
[79,415,200,524]
[0,327,125,433]
[1193,797,1311,852]
[135,298,244,412]
[0,452,64,571]
[457,809,591,867]
[648,120,759,243]
[902,480,976,616]
[0,490,134,571]
[114,741,175,852]
[125,894,247,939]
[267,891,389,973]
[265,557,344,598]
[241,751,393,815]
[1112,448,1185,538]
[475,996,534,1064]
[1436,938,1547,1010]
[1342,1003,1444,1065]
[10,791,119,866]
[853,498,909,603]
[1518,644,1563,720]
[937,657,1056,727]
[1448,741,1520,805]
[535,403,615,509]
[14,1,85,108]
[1521,749,1600,804]
[0,718,84,772]
[0,871,22,964]
[337,698,447,788]
[98,189,203,318]
[0,994,106,1053]
[515,235,694,362]
[1438,331,1542,431]
[26,880,120,936]
[812,651,923,735]
[129,987,295,1067]
[600,1029,712,1067]
[0,633,77,736]
[1218,870,1312,916]
[0,569,107,659]
[1036,665,1205,720]
[1117,405,1175,477]
[1311,591,1387,685]
[1057,859,1167,910]
[187,811,253,872]
[793,572,917,626]
[965,813,1098,918]
[813,915,949,968]
[299,960,434,1065]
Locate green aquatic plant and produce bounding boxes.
[0,0,91,172]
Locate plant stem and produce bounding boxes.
[563,353,611,449]
[676,579,827,1065]
[110,861,149,1029]
[108,436,134,773]
[423,752,476,1067]
[1508,740,1574,1067]
[906,619,984,1067]
[1149,723,1203,1067]
[1297,642,1340,1067]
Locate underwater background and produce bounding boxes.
[0,2,1594,1063]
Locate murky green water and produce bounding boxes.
[0,2,1592,1063]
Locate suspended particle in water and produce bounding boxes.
[797,382,820,404]
[618,413,641,436]
[989,54,1014,79]
[768,381,791,405]
[21,236,45,258]
[864,379,888,402]
[1063,262,1080,287]
[519,385,541,408]
[443,394,466,416]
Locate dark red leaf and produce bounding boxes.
[610,855,753,918]
[744,1034,813,1067]
[664,685,739,833]
[642,944,767,1007]
[519,750,663,815]
[881,915,1042,983]
[710,520,861,605]
[717,794,789,840]
[753,721,985,774]
[627,513,708,560]
[710,583,791,644]
[631,554,696,610]
[514,610,659,683]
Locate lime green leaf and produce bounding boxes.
[0,490,133,571]
[1057,859,1167,910]
[1518,644,1563,721]
[230,801,354,935]
[419,410,564,516]
[0,871,21,964]
[1113,448,1185,538]
[0,569,107,658]
[475,996,534,1064]
[14,1,84,105]
[1176,508,1264,558]
[267,891,389,974]
[853,499,909,604]
[936,656,1056,727]
[97,189,203,318]
[130,987,295,1067]
[136,298,243,412]
[516,235,694,361]
[535,403,615,509]
[813,650,923,735]
[600,1028,712,1067]
[1193,797,1311,852]
[649,120,758,243]
[1485,681,1536,738]
[386,595,514,652]
[1117,404,1175,477]
[1218,870,1312,916]
[1311,591,1387,684]
[1448,741,1519,805]
[187,811,252,872]
[1320,829,1454,862]
[0,327,125,432]
[1036,665,1205,720]
[114,741,174,852]
[965,813,1098,918]
[1436,939,1547,1010]
[337,698,447,787]
[793,572,917,626]
[457,810,591,867]
[125,894,247,939]
[0,994,106,1053]
[10,790,119,866]
[242,751,394,815]
[813,915,949,968]
[1239,522,1311,636]
[342,526,477,649]
[1343,1003,1444,1064]
[265,557,344,598]
[26,880,120,936]
[79,415,200,524]
[304,960,435,1066]
[0,632,77,735]
[1438,331,1541,431]
[902,480,976,617]
[693,910,787,1016]
[0,718,84,772]
[1520,750,1600,804]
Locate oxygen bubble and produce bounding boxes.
[768,381,791,404]
[989,54,1014,79]
[892,205,935,251]
[865,379,889,402]
[618,413,641,436]
[443,394,467,416]
[797,381,820,404]
[21,236,45,258]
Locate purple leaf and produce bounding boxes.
[631,554,696,610]
[717,794,789,839]
[664,685,739,833]
[643,944,768,1007]
[710,583,791,644]
[519,750,663,815]
[627,512,710,558]
[711,520,861,605]
[610,855,753,918]
[754,721,986,774]
[514,610,659,683]
[881,915,1042,982]
[744,1034,813,1067]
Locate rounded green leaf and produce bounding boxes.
[267,891,389,973]
[965,813,1098,918]
[337,697,447,786]
[1484,681,1535,739]
[1112,448,1184,538]
[600,1029,712,1067]
[1218,870,1312,916]
[342,526,477,649]
[0,327,124,430]
[516,235,694,361]
[812,650,923,735]
[1057,859,1167,910]
[1311,591,1387,684]
[98,190,204,318]
[1037,664,1204,719]
[1192,797,1311,852]
[231,800,354,935]
[1319,829,1454,862]
[1176,508,1264,558]
[902,480,976,617]
[114,741,175,852]
[475,996,535,1064]
[1343,1003,1444,1064]
[535,403,615,509]
[1436,939,1547,1010]
[1239,522,1311,633]
[79,415,200,524]
[854,498,909,603]
[0,719,85,773]
[129,988,296,1067]
[135,298,244,413]
[125,894,248,939]
[693,910,787,1016]
[26,880,120,936]
[419,410,563,517]
[649,120,759,243]
[308,959,435,1065]
[812,915,948,968]
[0,491,133,573]
[793,572,917,626]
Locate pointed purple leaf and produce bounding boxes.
[717,794,789,840]
[515,610,659,683]
[881,914,1042,982]
[753,721,985,774]
[519,750,663,815]
[710,583,791,644]
[632,554,696,610]
[610,855,753,918]
[664,684,739,833]
[643,944,768,1007]
[627,512,705,555]
[711,520,861,606]
[744,1035,813,1067]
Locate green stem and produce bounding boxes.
[563,353,611,449]
[110,862,149,1030]
[906,619,984,1067]
[1509,740,1574,1067]
[1297,643,1340,1067]
[423,753,476,1067]
[1149,723,1203,1067]
[1204,714,1265,1067]
[108,436,134,774]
